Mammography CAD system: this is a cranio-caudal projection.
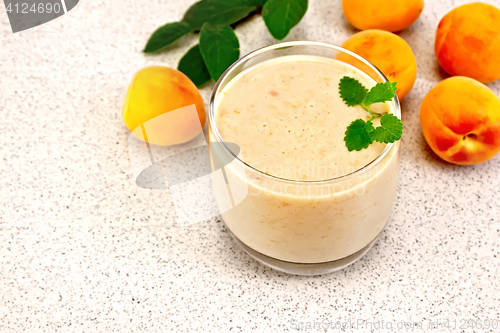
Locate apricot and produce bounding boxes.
[336,30,417,100]
[435,3,500,83]
[420,77,500,165]
[342,0,424,32]
[122,66,206,146]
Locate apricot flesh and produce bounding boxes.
[122,66,206,146]
[336,29,417,100]
[420,76,500,165]
[342,0,424,32]
[435,3,500,83]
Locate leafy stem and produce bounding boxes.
[144,0,308,86]
[339,76,403,152]
[360,103,383,120]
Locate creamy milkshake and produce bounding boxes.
[209,45,400,267]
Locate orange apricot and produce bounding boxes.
[435,2,500,83]
[122,66,206,146]
[336,29,417,100]
[342,0,424,32]
[420,76,500,165]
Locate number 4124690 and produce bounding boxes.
[5,2,62,14]
[443,319,499,330]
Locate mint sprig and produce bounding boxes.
[339,76,403,152]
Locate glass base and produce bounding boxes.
[228,230,382,276]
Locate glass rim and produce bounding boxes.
[208,41,401,185]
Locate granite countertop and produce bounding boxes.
[1,0,500,332]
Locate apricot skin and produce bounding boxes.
[122,66,206,146]
[435,3,500,83]
[337,29,417,100]
[342,0,424,32]
[420,77,500,165]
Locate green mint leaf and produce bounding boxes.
[262,0,308,40]
[199,23,240,81]
[371,114,403,144]
[338,76,368,107]
[344,119,375,152]
[182,0,265,31]
[143,21,192,53]
[362,81,398,107]
[178,44,212,87]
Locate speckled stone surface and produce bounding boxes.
[1,0,500,332]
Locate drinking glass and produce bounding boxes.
[208,41,401,275]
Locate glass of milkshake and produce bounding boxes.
[208,41,401,275]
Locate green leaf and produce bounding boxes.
[178,44,212,87]
[248,0,268,5]
[363,81,398,107]
[344,119,375,152]
[182,0,265,31]
[144,21,192,53]
[371,114,403,144]
[262,0,308,40]
[199,23,240,82]
[338,76,368,107]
